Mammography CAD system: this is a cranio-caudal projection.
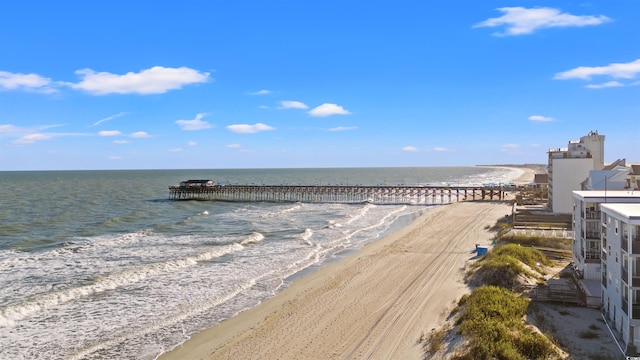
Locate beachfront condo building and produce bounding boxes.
[548,131,605,213]
[601,203,640,354]
[572,191,640,308]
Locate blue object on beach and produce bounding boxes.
[477,246,488,256]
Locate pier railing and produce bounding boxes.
[169,184,508,204]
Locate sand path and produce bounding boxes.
[161,201,511,360]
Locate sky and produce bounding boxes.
[1,1,639,170]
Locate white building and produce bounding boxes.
[601,203,640,354]
[572,191,640,307]
[583,159,629,191]
[548,131,605,213]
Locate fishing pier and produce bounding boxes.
[169,180,509,204]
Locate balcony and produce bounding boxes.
[634,305,640,319]
[585,250,600,263]
[585,211,601,220]
[585,230,601,239]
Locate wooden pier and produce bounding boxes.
[169,182,508,204]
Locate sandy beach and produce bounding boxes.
[160,198,514,360]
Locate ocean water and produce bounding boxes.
[0,167,522,359]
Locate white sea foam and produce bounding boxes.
[240,232,265,245]
[0,243,244,326]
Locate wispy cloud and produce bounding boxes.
[0,71,57,93]
[99,130,122,136]
[130,131,151,138]
[308,103,351,117]
[226,144,242,148]
[402,146,418,152]
[92,112,126,127]
[585,81,625,89]
[247,89,271,95]
[555,59,640,88]
[13,133,53,145]
[474,7,611,36]
[278,100,308,109]
[226,123,275,134]
[433,147,452,152]
[327,126,358,132]
[187,141,197,146]
[71,66,210,95]
[175,113,213,131]
[528,115,554,122]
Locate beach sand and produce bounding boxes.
[160,199,514,360]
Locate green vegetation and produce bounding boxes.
[500,234,572,250]
[451,286,556,360]
[468,243,551,288]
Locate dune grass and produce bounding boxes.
[468,243,552,288]
[451,286,557,360]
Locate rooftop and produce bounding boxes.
[600,203,640,219]
[573,190,640,200]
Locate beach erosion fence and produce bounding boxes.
[169,184,508,204]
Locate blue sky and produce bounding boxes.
[1,1,639,170]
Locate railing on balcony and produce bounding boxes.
[585,250,601,263]
[586,230,601,239]
[622,238,629,252]
[585,211,601,220]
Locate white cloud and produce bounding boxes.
[130,131,151,138]
[402,146,418,152]
[71,66,210,95]
[502,144,519,148]
[278,100,308,109]
[327,126,358,132]
[13,133,53,145]
[226,123,275,134]
[308,103,351,117]
[585,81,625,89]
[474,7,611,36]
[113,140,130,144]
[433,147,451,152]
[187,141,197,146]
[226,144,242,148]
[99,130,122,136]
[176,113,212,131]
[258,105,270,109]
[248,89,271,95]
[0,71,56,93]
[555,59,640,80]
[108,156,123,160]
[528,115,554,122]
[92,112,126,127]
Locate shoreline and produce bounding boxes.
[159,206,519,359]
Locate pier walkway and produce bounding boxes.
[169,182,509,204]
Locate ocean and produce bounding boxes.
[0,166,522,359]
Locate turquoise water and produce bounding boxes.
[0,166,521,359]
